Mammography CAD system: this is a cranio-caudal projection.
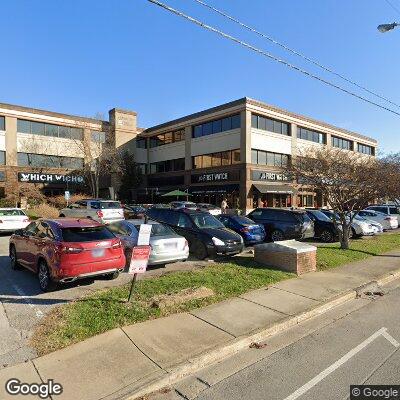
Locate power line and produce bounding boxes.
[146,0,400,118]
[384,0,400,16]
[193,0,400,109]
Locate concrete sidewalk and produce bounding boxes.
[2,250,400,400]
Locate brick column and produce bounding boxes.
[5,116,17,167]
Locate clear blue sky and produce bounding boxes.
[1,0,399,152]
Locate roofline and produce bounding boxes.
[245,97,377,144]
[143,98,247,133]
[0,102,109,125]
[142,97,377,144]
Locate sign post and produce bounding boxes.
[127,223,152,303]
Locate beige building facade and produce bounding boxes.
[0,97,377,212]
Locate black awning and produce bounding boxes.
[253,184,295,194]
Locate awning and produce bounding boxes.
[252,184,295,194]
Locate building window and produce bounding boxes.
[136,138,147,149]
[192,149,240,169]
[91,131,106,143]
[17,152,84,169]
[0,151,5,165]
[149,128,185,148]
[192,114,241,138]
[0,171,5,182]
[138,163,147,174]
[251,114,290,136]
[251,149,290,168]
[0,116,5,131]
[332,136,353,150]
[149,158,185,174]
[17,119,84,140]
[357,143,374,155]
[297,126,326,144]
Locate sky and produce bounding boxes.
[1,0,399,152]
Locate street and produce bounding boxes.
[173,280,400,400]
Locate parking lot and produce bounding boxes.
[0,233,220,368]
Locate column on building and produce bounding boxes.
[240,109,253,213]
[184,125,192,188]
[109,108,138,199]
[290,122,298,207]
[5,116,18,196]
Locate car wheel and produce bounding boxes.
[351,227,358,238]
[271,230,284,242]
[38,260,56,292]
[59,214,65,217]
[104,271,120,280]
[10,245,20,270]
[320,230,334,243]
[193,242,208,260]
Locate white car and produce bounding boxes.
[351,216,376,237]
[196,203,222,216]
[170,201,198,210]
[358,210,398,230]
[0,208,30,232]
[59,199,124,224]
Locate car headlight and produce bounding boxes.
[212,237,225,246]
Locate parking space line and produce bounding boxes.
[283,327,398,400]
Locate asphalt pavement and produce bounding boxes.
[0,234,211,368]
[170,281,400,400]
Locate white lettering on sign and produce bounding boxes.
[18,173,84,184]
[259,172,288,181]
[197,172,228,182]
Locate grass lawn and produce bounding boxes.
[32,232,400,356]
[317,233,400,270]
[32,260,292,356]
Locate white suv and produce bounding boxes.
[365,205,400,224]
[59,199,124,224]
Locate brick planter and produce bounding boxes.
[254,240,317,275]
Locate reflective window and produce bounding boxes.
[0,116,4,131]
[91,131,106,143]
[149,158,185,174]
[192,149,240,169]
[17,119,83,140]
[251,114,290,136]
[332,136,353,150]
[0,151,5,165]
[192,114,241,138]
[297,126,326,144]
[357,143,374,155]
[149,128,186,147]
[17,152,83,169]
[252,149,290,167]
[136,138,147,149]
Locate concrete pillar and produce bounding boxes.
[109,108,138,149]
[5,116,17,167]
[326,132,332,148]
[184,126,192,188]
[240,110,251,164]
[290,123,298,207]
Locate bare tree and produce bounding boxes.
[287,147,394,249]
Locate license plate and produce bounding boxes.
[164,242,177,249]
[92,248,105,258]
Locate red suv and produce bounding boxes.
[9,218,126,291]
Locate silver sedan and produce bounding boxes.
[108,219,189,266]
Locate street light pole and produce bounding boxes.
[377,22,399,33]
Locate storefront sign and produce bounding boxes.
[191,170,239,184]
[18,173,84,184]
[251,170,290,182]
[128,246,151,274]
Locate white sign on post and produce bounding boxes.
[64,191,70,200]
[137,224,152,246]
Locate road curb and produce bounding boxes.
[126,269,400,400]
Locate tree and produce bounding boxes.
[115,150,143,202]
[287,147,395,249]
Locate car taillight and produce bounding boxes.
[183,239,189,250]
[96,210,104,218]
[62,246,83,254]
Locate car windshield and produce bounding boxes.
[61,226,115,242]
[308,210,332,222]
[192,214,224,229]
[99,201,121,209]
[232,216,256,225]
[134,223,175,237]
[0,209,26,216]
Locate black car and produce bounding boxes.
[247,208,314,242]
[305,209,339,242]
[146,208,244,259]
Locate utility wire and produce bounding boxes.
[193,0,400,109]
[146,0,400,118]
[384,0,400,16]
